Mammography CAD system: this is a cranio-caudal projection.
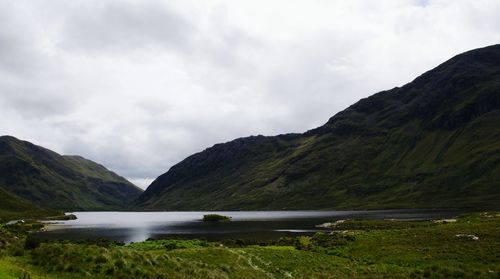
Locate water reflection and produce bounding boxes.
[36,209,465,243]
[128,226,152,243]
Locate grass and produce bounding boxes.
[128,238,210,251]
[0,261,23,279]
[0,212,499,278]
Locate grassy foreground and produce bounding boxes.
[0,212,499,278]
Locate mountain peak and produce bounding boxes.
[317,44,500,135]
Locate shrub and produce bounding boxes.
[12,248,24,256]
[114,259,125,268]
[95,255,108,264]
[105,266,115,275]
[312,232,355,248]
[24,234,41,250]
[164,242,178,251]
[295,236,312,250]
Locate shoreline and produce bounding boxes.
[40,222,69,232]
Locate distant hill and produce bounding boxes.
[135,44,500,210]
[0,136,143,211]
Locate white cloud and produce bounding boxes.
[0,0,499,189]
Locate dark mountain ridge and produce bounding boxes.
[0,135,143,211]
[135,44,500,210]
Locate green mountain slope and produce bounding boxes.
[135,44,500,210]
[0,188,59,222]
[0,136,143,211]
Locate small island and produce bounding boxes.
[202,214,231,222]
[44,214,78,221]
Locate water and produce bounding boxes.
[35,209,464,243]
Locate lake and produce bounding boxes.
[35,209,464,243]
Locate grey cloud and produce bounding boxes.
[0,3,79,118]
[59,1,196,53]
[0,4,47,76]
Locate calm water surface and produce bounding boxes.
[35,209,464,243]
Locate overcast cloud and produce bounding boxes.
[1,0,499,188]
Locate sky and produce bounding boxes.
[1,0,499,189]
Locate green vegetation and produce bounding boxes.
[135,44,500,210]
[0,212,498,278]
[0,188,61,223]
[0,136,143,211]
[128,239,210,251]
[202,214,231,222]
[43,214,77,221]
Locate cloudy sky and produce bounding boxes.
[1,0,499,188]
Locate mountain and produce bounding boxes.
[0,136,143,211]
[135,44,500,210]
